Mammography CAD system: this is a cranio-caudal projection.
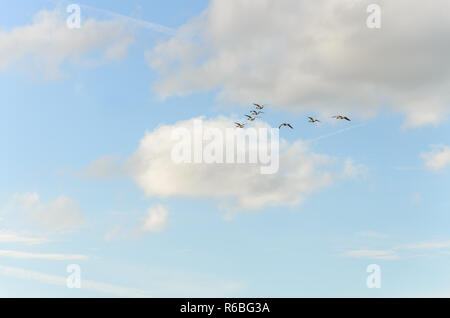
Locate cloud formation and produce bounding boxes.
[421,145,450,171]
[146,0,450,128]
[78,155,125,179]
[6,193,84,233]
[103,205,170,242]
[127,116,357,211]
[0,9,134,78]
[343,158,368,179]
[139,205,169,233]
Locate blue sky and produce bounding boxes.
[1,0,450,297]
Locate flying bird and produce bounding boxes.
[245,115,256,121]
[253,103,264,110]
[308,117,320,123]
[332,115,351,121]
[235,122,245,128]
[279,123,293,129]
[250,110,264,116]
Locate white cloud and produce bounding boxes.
[105,205,169,240]
[0,250,87,260]
[421,145,450,171]
[14,192,40,209]
[146,0,450,128]
[0,9,134,78]
[78,155,125,179]
[7,193,84,233]
[343,158,368,179]
[0,231,49,244]
[139,205,169,233]
[0,265,151,297]
[126,116,358,211]
[33,195,84,231]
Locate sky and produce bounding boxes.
[1,0,450,297]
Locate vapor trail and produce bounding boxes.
[306,123,366,143]
[79,3,176,35]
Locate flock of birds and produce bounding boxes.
[234,103,351,130]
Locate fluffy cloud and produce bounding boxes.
[7,193,84,233]
[421,145,450,171]
[146,0,450,128]
[127,116,355,211]
[139,205,169,233]
[0,9,134,78]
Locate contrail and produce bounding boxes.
[306,123,366,143]
[52,0,176,35]
[80,4,176,35]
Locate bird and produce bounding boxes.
[250,110,264,116]
[253,103,264,110]
[308,117,320,123]
[235,122,245,128]
[332,115,351,121]
[245,115,256,121]
[279,123,293,129]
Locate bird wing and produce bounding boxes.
[344,117,351,121]
[287,124,293,129]
[278,124,283,129]
[308,117,314,120]
[245,115,251,118]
